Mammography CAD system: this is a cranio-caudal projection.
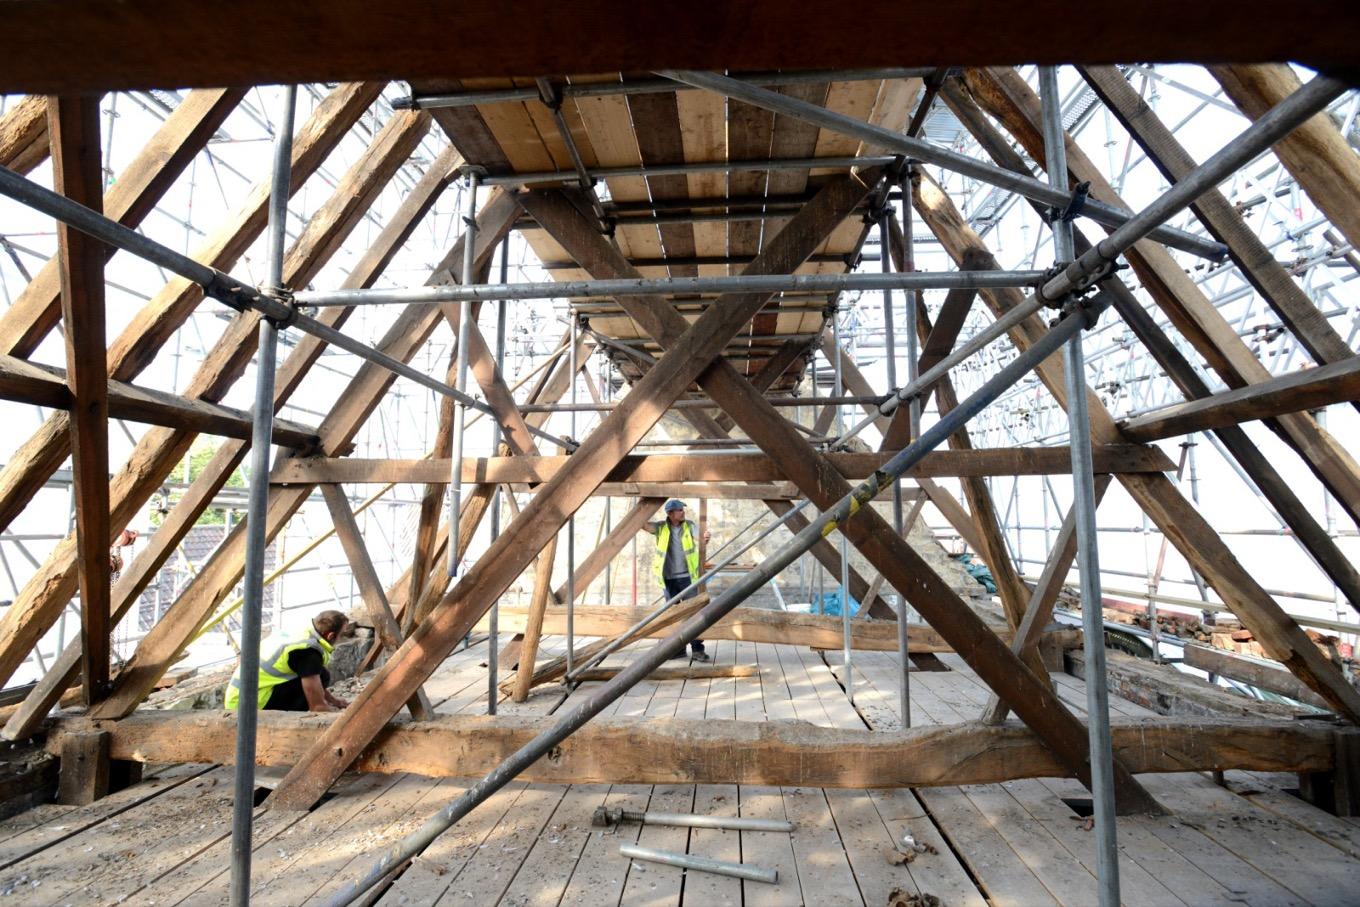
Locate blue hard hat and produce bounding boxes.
[664,499,686,512]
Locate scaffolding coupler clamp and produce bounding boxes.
[262,285,300,329]
[1054,181,1091,224]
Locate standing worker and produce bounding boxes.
[643,499,711,662]
[225,609,355,712]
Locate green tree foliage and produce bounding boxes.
[150,440,246,527]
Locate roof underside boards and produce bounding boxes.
[422,73,924,395]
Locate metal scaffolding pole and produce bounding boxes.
[478,154,902,187]
[322,276,1114,907]
[657,69,1227,260]
[880,213,910,727]
[229,84,295,907]
[1041,65,1118,907]
[293,270,1048,307]
[566,314,577,674]
[448,170,481,577]
[488,236,509,715]
[833,310,854,705]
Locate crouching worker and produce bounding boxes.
[225,610,355,712]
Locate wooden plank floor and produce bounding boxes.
[5,634,1360,905]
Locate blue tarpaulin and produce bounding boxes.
[953,552,997,594]
[815,589,860,617]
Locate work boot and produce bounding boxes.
[691,648,711,663]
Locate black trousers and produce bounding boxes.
[262,666,331,711]
[663,575,705,653]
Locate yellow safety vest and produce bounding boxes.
[654,520,701,585]
[224,629,334,710]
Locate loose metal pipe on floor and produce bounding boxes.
[620,844,779,885]
[230,84,295,907]
[448,170,481,577]
[657,69,1226,261]
[293,269,1047,308]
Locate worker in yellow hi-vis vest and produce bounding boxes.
[643,499,712,662]
[224,610,355,712]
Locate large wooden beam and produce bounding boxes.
[267,166,885,810]
[1120,355,1360,442]
[0,101,424,695]
[1,2,1356,94]
[46,711,1338,789]
[481,604,1046,654]
[272,445,1174,486]
[2,144,462,742]
[1181,644,1331,711]
[50,95,110,705]
[0,353,322,448]
[910,166,1360,723]
[963,66,1360,531]
[939,78,1360,620]
[0,95,49,174]
[319,484,433,720]
[1081,65,1357,381]
[0,83,376,536]
[1209,64,1360,255]
[521,185,1161,812]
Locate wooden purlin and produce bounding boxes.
[0,89,247,360]
[1120,355,1360,442]
[0,353,322,447]
[49,95,112,705]
[272,445,1173,486]
[939,78,1360,623]
[0,83,376,537]
[0,95,50,174]
[520,186,1162,813]
[1081,65,1357,385]
[266,165,881,811]
[0,108,434,704]
[1209,64,1360,255]
[962,66,1360,532]
[84,186,518,722]
[910,167,1360,723]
